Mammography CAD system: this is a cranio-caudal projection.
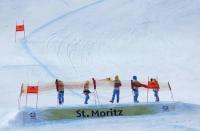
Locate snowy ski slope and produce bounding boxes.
[1,0,200,130]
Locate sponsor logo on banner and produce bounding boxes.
[76,108,123,118]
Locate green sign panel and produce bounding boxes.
[44,105,156,120]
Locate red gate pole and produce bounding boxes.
[147,76,150,104]
[147,89,149,104]
[23,20,25,39]
[92,78,97,105]
[36,82,39,109]
[26,92,28,108]
[36,83,39,109]
[36,92,38,109]
[96,90,100,105]
[168,82,174,102]
[92,78,100,105]
[18,83,23,109]
[15,21,17,43]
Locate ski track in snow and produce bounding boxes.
[19,0,106,99]
[20,0,105,79]
[21,41,57,78]
[24,0,105,37]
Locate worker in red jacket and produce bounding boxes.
[55,79,65,105]
[148,78,160,102]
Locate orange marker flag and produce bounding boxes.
[16,25,25,32]
[27,86,39,94]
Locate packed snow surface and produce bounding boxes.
[1,0,200,130]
